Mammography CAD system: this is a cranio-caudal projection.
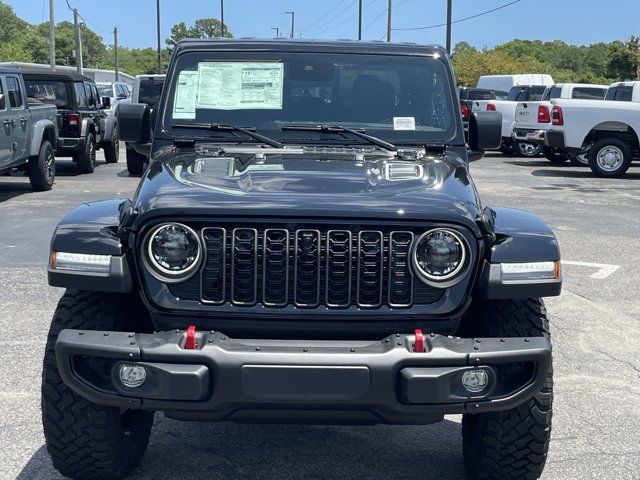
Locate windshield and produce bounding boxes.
[98,85,113,98]
[467,89,496,101]
[139,78,165,108]
[163,51,457,146]
[24,79,69,108]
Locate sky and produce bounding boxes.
[6,0,640,50]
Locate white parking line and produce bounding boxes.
[562,260,621,279]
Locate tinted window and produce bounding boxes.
[92,85,100,105]
[507,87,527,101]
[605,86,633,102]
[138,78,165,108]
[467,89,496,100]
[528,86,547,101]
[0,80,5,110]
[98,85,113,98]
[572,87,606,100]
[74,82,87,106]
[85,82,97,106]
[165,52,457,145]
[494,90,508,100]
[542,86,562,100]
[24,79,69,108]
[6,77,23,108]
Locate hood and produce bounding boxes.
[132,147,482,235]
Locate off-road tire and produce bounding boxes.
[587,137,632,177]
[42,290,154,480]
[461,298,553,480]
[74,134,97,173]
[104,126,120,164]
[28,140,55,191]
[543,147,568,165]
[126,147,146,176]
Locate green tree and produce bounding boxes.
[166,18,232,50]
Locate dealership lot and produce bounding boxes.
[0,150,638,480]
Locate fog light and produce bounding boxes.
[462,369,489,393]
[118,364,146,388]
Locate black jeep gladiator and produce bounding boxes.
[22,69,119,173]
[43,39,561,480]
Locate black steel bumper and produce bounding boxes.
[56,329,551,425]
[57,136,85,152]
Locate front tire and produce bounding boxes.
[28,140,55,191]
[74,134,97,174]
[126,147,147,176]
[587,137,632,177]
[104,126,120,164]
[42,290,154,480]
[461,298,553,480]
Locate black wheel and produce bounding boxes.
[42,290,154,480]
[74,134,97,173]
[126,147,146,176]
[28,140,55,191]
[461,298,553,480]
[587,137,632,177]
[104,126,120,164]
[543,147,568,164]
[516,141,542,157]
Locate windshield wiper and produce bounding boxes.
[172,123,283,149]
[281,124,397,152]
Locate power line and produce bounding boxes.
[299,0,348,32]
[310,11,358,36]
[392,0,521,31]
[362,5,387,33]
[302,0,357,34]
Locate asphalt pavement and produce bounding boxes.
[0,150,638,480]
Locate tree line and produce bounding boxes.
[0,1,638,84]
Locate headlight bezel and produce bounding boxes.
[143,222,202,283]
[411,228,470,288]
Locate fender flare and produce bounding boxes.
[102,115,117,144]
[28,119,58,157]
[80,118,95,139]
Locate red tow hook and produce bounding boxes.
[184,325,196,349]
[413,329,425,353]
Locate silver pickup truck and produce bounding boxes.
[0,67,58,191]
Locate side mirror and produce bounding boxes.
[117,93,128,100]
[101,96,111,109]
[468,111,502,152]
[117,103,151,143]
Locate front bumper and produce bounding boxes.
[56,329,550,425]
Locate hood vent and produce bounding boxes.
[385,162,424,181]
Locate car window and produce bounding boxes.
[74,82,88,107]
[494,90,508,100]
[528,86,547,101]
[24,79,69,108]
[85,82,97,106]
[116,85,126,97]
[92,84,100,105]
[0,79,5,110]
[6,76,24,108]
[467,89,495,100]
[138,78,165,108]
[542,86,562,100]
[605,85,633,101]
[507,87,527,101]
[98,85,112,98]
[572,87,607,100]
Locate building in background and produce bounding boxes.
[0,62,134,87]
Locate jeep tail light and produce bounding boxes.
[537,105,550,123]
[551,106,564,126]
[66,113,79,126]
[460,104,469,121]
[486,103,496,111]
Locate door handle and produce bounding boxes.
[20,118,28,127]
[3,120,11,128]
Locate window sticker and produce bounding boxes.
[173,71,199,119]
[196,62,284,110]
[393,117,416,131]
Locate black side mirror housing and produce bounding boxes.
[468,111,502,152]
[101,96,111,109]
[117,103,151,144]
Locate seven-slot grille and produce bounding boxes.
[166,226,444,309]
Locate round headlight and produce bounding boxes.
[146,223,201,280]
[413,228,467,284]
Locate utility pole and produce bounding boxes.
[73,9,83,75]
[114,28,119,81]
[220,0,225,37]
[48,0,55,70]
[445,0,453,53]
[285,11,295,39]
[156,0,162,73]
[357,0,362,40]
[386,0,392,42]
[271,27,279,38]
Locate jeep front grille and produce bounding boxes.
[181,226,442,309]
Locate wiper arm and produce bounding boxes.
[281,124,397,152]
[172,122,283,149]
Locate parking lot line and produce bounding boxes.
[562,260,621,279]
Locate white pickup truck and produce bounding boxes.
[472,82,553,156]
[513,83,608,165]
[543,81,640,177]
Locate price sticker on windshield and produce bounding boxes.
[393,117,416,131]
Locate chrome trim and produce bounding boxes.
[231,227,258,306]
[200,227,226,305]
[388,231,414,308]
[325,230,352,308]
[143,223,202,284]
[262,228,290,307]
[411,228,469,288]
[356,230,384,308]
[294,229,321,308]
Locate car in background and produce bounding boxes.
[513,83,608,165]
[125,74,165,175]
[476,74,554,94]
[458,87,507,137]
[544,81,640,177]
[0,67,58,190]
[23,70,119,172]
[97,81,131,117]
